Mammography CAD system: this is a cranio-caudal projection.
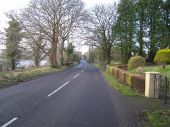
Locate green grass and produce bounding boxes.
[143,110,170,127]
[94,64,138,96]
[0,67,62,88]
[129,65,170,79]
[103,71,139,96]
[143,65,170,79]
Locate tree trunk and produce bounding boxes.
[35,58,40,67]
[148,16,156,63]
[50,31,58,67]
[11,59,16,70]
[34,48,40,67]
[160,62,166,69]
[106,46,111,64]
[60,39,65,66]
[50,42,57,67]
[139,18,144,56]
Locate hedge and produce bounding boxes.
[106,65,145,93]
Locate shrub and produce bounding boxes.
[154,48,170,68]
[136,67,144,75]
[128,55,145,70]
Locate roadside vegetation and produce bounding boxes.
[96,64,170,127]
[95,64,139,96]
[103,71,139,96]
[0,0,169,125]
[144,65,170,79]
[143,110,170,127]
[129,65,170,79]
[0,67,61,88]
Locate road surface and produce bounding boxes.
[0,60,141,127]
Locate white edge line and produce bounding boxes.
[47,81,70,97]
[1,117,18,127]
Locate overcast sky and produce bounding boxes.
[0,0,118,53]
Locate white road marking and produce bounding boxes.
[74,73,80,79]
[80,68,85,73]
[47,81,70,97]
[74,68,86,79]
[48,68,86,97]
[1,118,18,127]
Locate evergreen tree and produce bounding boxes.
[114,0,169,63]
[136,0,148,56]
[66,43,75,63]
[114,0,136,62]
[161,0,170,48]
[5,17,22,70]
[146,0,165,62]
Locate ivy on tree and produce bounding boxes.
[5,17,22,70]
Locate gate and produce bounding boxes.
[153,74,170,104]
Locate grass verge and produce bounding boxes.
[0,67,63,88]
[103,71,139,96]
[142,110,170,127]
[94,64,138,96]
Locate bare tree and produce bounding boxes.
[17,0,85,66]
[23,30,48,66]
[57,0,86,65]
[0,31,5,45]
[84,4,117,64]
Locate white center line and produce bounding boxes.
[74,73,80,79]
[47,81,70,97]
[74,68,85,79]
[82,68,86,72]
[1,118,18,127]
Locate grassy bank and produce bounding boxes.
[95,64,138,96]
[0,67,63,88]
[142,110,170,127]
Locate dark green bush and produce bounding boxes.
[128,55,145,70]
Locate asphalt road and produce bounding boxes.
[0,60,141,127]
